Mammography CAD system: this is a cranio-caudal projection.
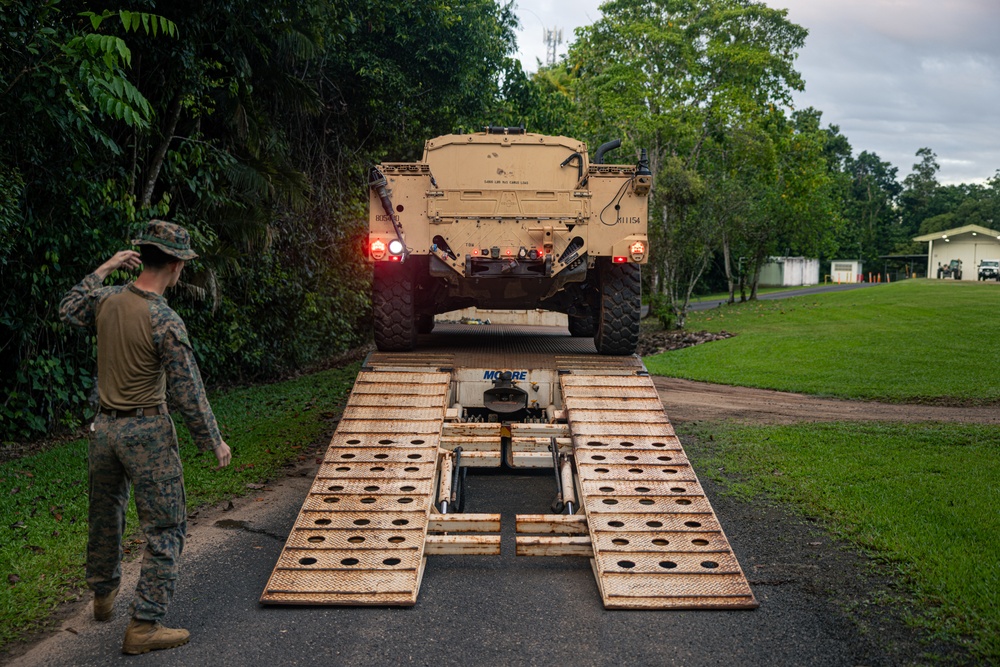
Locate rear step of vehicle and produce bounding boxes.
[260,367,499,605]
[515,368,758,610]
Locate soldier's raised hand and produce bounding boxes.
[95,250,142,280]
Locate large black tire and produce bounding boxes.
[373,263,417,351]
[594,262,640,355]
[568,310,596,337]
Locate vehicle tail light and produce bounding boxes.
[612,256,628,264]
[630,241,646,262]
[370,239,387,260]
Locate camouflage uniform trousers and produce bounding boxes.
[87,412,187,622]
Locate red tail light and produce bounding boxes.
[612,256,628,264]
[370,239,387,260]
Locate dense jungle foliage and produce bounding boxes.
[2,0,998,441]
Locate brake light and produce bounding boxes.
[630,241,646,262]
[370,239,387,260]
[612,256,628,263]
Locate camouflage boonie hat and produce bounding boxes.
[132,220,198,260]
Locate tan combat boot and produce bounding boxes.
[93,586,119,622]
[121,618,190,655]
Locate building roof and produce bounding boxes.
[912,224,1000,243]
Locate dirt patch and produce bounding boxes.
[653,376,1000,425]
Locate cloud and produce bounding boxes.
[513,0,1000,184]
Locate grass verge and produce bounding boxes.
[0,362,359,647]
[684,420,1000,660]
[644,280,1000,403]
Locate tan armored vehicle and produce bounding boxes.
[367,127,651,354]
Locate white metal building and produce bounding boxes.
[830,260,863,283]
[913,224,1000,280]
[758,257,819,287]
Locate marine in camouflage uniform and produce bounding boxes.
[60,220,231,654]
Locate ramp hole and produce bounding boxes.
[635,486,650,493]
[328,485,344,492]
[663,468,678,474]
[608,521,625,528]
[347,439,361,445]
[676,499,692,506]
[602,499,619,505]
[599,486,615,493]
[612,538,629,545]
[378,439,394,445]
[692,539,710,546]
[594,468,610,474]
[360,497,377,504]
[392,519,410,526]
[628,468,644,474]
[341,558,360,566]
[374,454,389,460]
[341,454,356,459]
[307,536,325,543]
[323,497,340,504]
[299,557,317,565]
[335,466,351,472]
[701,561,719,569]
[651,442,667,448]
[624,455,639,461]
[639,499,655,506]
[400,486,416,492]
[371,466,386,472]
[646,521,663,528]
[659,561,677,569]
[364,486,380,492]
[620,441,635,447]
[348,536,365,543]
[652,539,669,546]
[404,466,420,472]
[314,519,332,526]
[411,439,425,445]
[591,455,607,461]
[657,456,673,462]
[671,487,686,493]
[398,497,414,504]
[617,560,636,569]
[354,519,371,526]
[587,441,608,447]
[388,536,406,543]
[407,454,422,460]
[684,521,701,528]
[383,558,402,566]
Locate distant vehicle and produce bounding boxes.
[938,259,962,280]
[978,259,1000,281]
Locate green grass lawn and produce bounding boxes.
[0,363,358,647]
[644,280,1000,403]
[686,421,1000,661]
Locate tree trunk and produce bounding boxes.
[140,95,183,208]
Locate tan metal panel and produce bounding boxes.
[300,495,432,513]
[316,462,436,480]
[328,435,442,449]
[309,478,434,496]
[561,371,757,610]
[284,529,419,550]
[342,406,447,421]
[337,419,444,435]
[322,447,436,463]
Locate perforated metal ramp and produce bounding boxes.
[260,368,450,605]
[560,369,758,610]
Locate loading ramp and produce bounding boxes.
[261,324,756,610]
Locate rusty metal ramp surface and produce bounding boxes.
[560,370,758,610]
[260,368,450,605]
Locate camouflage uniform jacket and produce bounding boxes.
[60,273,222,452]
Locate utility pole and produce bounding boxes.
[543,27,563,66]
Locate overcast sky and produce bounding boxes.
[513,0,1000,185]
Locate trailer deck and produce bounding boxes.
[261,324,757,609]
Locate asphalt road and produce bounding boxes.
[9,453,913,667]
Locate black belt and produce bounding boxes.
[99,404,168,419]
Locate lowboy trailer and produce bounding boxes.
[261,324,757,610]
